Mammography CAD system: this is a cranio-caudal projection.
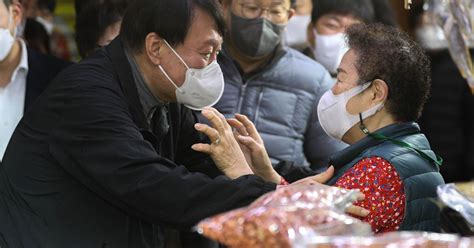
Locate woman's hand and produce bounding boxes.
[289,166,370,218]
[290,166,335,186]
[192,107,253,179]
[227,114,281,184]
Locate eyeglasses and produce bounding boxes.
[238,2,290,23]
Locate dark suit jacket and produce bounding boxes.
[0,49,69,164]
[0,39,276,248]
[25,48,72,111]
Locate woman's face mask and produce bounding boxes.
[158,39,225,111]
[317,82,384,141]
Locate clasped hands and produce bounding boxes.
[192,107,369,218]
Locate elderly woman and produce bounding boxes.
[196,23,444,233]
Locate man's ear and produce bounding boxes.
[369,79,389,105]
[287,8,296,21]
[144,33,163,66]
[11,2,23,29]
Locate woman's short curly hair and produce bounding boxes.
[346,23,431,122]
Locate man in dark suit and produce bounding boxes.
[0,0,70,161]
[0,0,325,246]
[0,0,368,246]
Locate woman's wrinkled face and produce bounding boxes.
[332,49,359,94]
[333,49,373,115]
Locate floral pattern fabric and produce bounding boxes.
[335,156,406,233]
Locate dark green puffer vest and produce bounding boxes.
[327,122,445,232]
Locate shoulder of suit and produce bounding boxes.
[27,48,73,73]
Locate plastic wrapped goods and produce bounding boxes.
[438,183,474,226]
[301,232,474,248]
[196,184,372,248]
[427,0,474,92]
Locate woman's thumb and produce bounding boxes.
[312,165,335,184]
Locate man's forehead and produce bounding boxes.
[187,6,223,45]
[198,35,223,48]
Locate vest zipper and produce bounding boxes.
[236,83,247,114]
[254,89,264,128]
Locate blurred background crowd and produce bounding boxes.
[2,0,473,182]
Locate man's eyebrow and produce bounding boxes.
[198,38,222,50]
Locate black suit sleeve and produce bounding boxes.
[173,107,223,178]
[49,84,276,230]
[273,161,319,183]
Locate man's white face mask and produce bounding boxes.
[0,8,16,61]
[158,39,225,111]
[284,15,311,47]
[313,30,349,75]
[317,82,384,141]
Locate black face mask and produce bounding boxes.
[230,12,286,57]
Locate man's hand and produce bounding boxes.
[192,107,253,179]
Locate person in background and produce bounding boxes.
[23,17,50,54]
[304,0,374,76]
[75,0,128,59]
[202,0,346,171]
[33,0,53,34]
[283,0,312,51]
[14,0,35,36]
[33,0,74,60]
[371,0,397,27]
[74,0,93,16]
[235,23,445,233]
[0,0,70,161]
[0,0,369,246]
[410,4,474,183]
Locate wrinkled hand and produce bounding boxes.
[290,166,370,218]
[227,114,280,184]
[290,166,335,186]
[192,107,253,179]
[345,198,370,218]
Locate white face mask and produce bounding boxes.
[0,9,15,61]
[415,24,448,51]
[35,16,54,35]
[317,82,384,141]
[313,30,349,74]
[158,39,225,111]
[284,15,311,47]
